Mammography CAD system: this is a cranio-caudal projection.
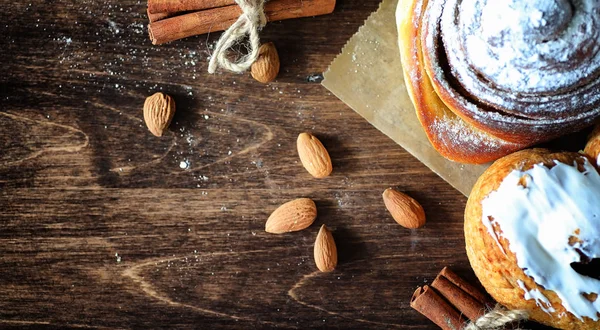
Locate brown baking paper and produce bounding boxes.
[322,0,488,196]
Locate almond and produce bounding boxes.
[265,198,317,234]
[143,92,175,137]
[382,188,426,229]
[314,224,337,272]
[297,132,333,178]
[251,42,280,84]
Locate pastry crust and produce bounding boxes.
[465,149,599,329]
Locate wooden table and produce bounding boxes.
[1,1,552,329]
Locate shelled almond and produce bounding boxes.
[265,198,317,234]
[382,188,426,229]
[143,92,175,137]
[314,224,337,272]
[297,132,333,178]
[251,42,280,83]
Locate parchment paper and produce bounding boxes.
[322,0,488,196]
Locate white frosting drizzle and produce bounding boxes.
[517,279,557,314]
[481,159,600,320]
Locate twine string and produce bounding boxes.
[207,0,267,74]
[464,305,529,330]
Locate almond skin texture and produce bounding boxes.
[314,224,337,272]
[382,188,426,229]
[251,42,280,84]
[265,198,317,234]
[144,92,175,137]
[297,132,333,178]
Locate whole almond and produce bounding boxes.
[251,42,280,83]
[314,224,337,272]
[265,198,317,234]
[297,132,333,178]
[382,188,426,229]
[144,92,175,137]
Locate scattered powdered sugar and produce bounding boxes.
[179,160,190,169]
[107,20,121,34]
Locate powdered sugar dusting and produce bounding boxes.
[459,0,600,94]
[430,116,505,151]
[438,0,600,118]
[421,0,600,138]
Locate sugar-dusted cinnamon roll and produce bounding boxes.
[465,149,600,329]
[397,0,600,163]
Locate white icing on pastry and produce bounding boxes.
[481,159,600,320]
[517,279,556,314]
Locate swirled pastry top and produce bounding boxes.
[459,0,600,94]
[422,0,600,136]
[481,159,600,320]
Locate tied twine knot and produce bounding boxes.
[208,0,267,74]
[464,305,529,330]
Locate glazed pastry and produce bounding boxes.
[396,0,600,164]
[585,125,600,163]
[465,149,600,329]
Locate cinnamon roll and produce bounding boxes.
[397,0,600,164]
[465,149,600,329]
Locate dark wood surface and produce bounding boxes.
[0,1,553,329]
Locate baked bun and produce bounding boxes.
[585,125,600,162]
[465,149,600,329]
[396,0,600,164]
[396,0,528,164]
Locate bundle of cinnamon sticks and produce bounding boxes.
[147,0,336,45]
[411,267,495,330]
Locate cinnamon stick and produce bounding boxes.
[148,0,235,14]
[147,8,171,23]
[411,286,466,330]
[148,0,336,45]
[431,272,487,321]
[411,268,495,329]
[438,267,494,308]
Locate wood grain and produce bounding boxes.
[0,0,553,329]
